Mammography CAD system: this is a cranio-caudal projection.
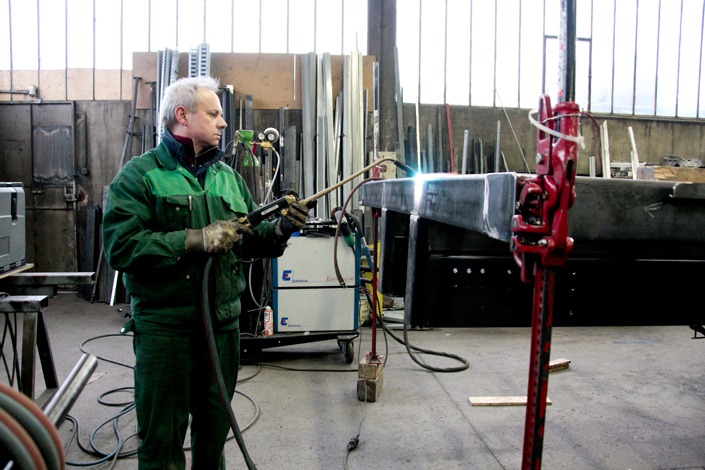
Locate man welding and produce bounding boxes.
[102,75,310,469]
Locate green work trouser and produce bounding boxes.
[133,327,240,470]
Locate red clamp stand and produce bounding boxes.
[511,95,579,469]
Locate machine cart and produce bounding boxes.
[240,220,360,364]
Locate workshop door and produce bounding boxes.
[0,103,78,272]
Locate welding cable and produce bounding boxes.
[261,147,282,204]
[0,382,64,470]
[75,332,262,459]
[63,404,137,467]
[359,277,470,373]
[330,177,466,372]
[332,177,381,286]
[201,256,258,470]
[0,407,48,469]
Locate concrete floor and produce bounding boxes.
[6,292,705,469]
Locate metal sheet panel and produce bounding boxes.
[360,174,705,259]
[359,173,517,242]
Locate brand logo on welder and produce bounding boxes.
[280,317,300,327]
[281,317,288,326]
[282,270,293,281]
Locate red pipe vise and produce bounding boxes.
[511,95,580,283]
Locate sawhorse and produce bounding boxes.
[0,295,58,406]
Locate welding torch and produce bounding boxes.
[239,156,415,227]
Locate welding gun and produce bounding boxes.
[239,194,298,227]
[238,155,416,228]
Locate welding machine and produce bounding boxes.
[0,183,26,273]
[271,221,360,333]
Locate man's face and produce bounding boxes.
[184,88,227,154]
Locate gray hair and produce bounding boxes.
[160,76,221,130]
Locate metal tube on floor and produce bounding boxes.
[43,353,98,429]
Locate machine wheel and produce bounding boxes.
[240,343,262,365]
[343,340,354,364]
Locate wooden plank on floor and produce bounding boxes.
[549,358,571,372]
[468,396,553,407]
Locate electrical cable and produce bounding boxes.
[68,331,261,466]
[361,276,469,373]
[330,171,469,373]
[262,147,281,204]
[201,256,258,470]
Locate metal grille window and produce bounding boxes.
[397,0,705,118]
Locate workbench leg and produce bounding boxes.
[20,312,37,399]
[19,310,58,401]
[36,311,58,391]
[403,214,429,327]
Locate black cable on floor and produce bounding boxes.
[361,280,469,373]
[68,330,263,466]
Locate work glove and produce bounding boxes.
[185,220,254,254]
[276,200,310,237]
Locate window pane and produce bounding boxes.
[544,38,558,100]
[613,0,637,114]
[178,1,205,51]
[66,0,93,68]
[419,0,444,104]
[289,0,315,53]
[343,0,367,53]
[634,0,658,115]
[260,0,287,53]
[397,0,420,103]
[519,0,544,109]
[205,0,234,53]
[446,0,470,106]
[233,0,260,52]
[590,0,614,112]
[677,0,703,118]
[470,0,495,106]
[123,0,149,70]
[151,0,178,50]
[316,0,342,54]
[576,0,592,39]
[656,1,680,116]
[39,0,66,70]
[575,39,589,108]
[0,0,9,69]
[13,0,38,70]
[95,0,121,69]
[496,0,520,107]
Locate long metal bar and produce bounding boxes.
[522,266,556,468]
[393,47,406,165]
[558,0,576,103]
[43,353,98,428]
[301,53,315,202]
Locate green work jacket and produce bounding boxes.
[102,141,287,335]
